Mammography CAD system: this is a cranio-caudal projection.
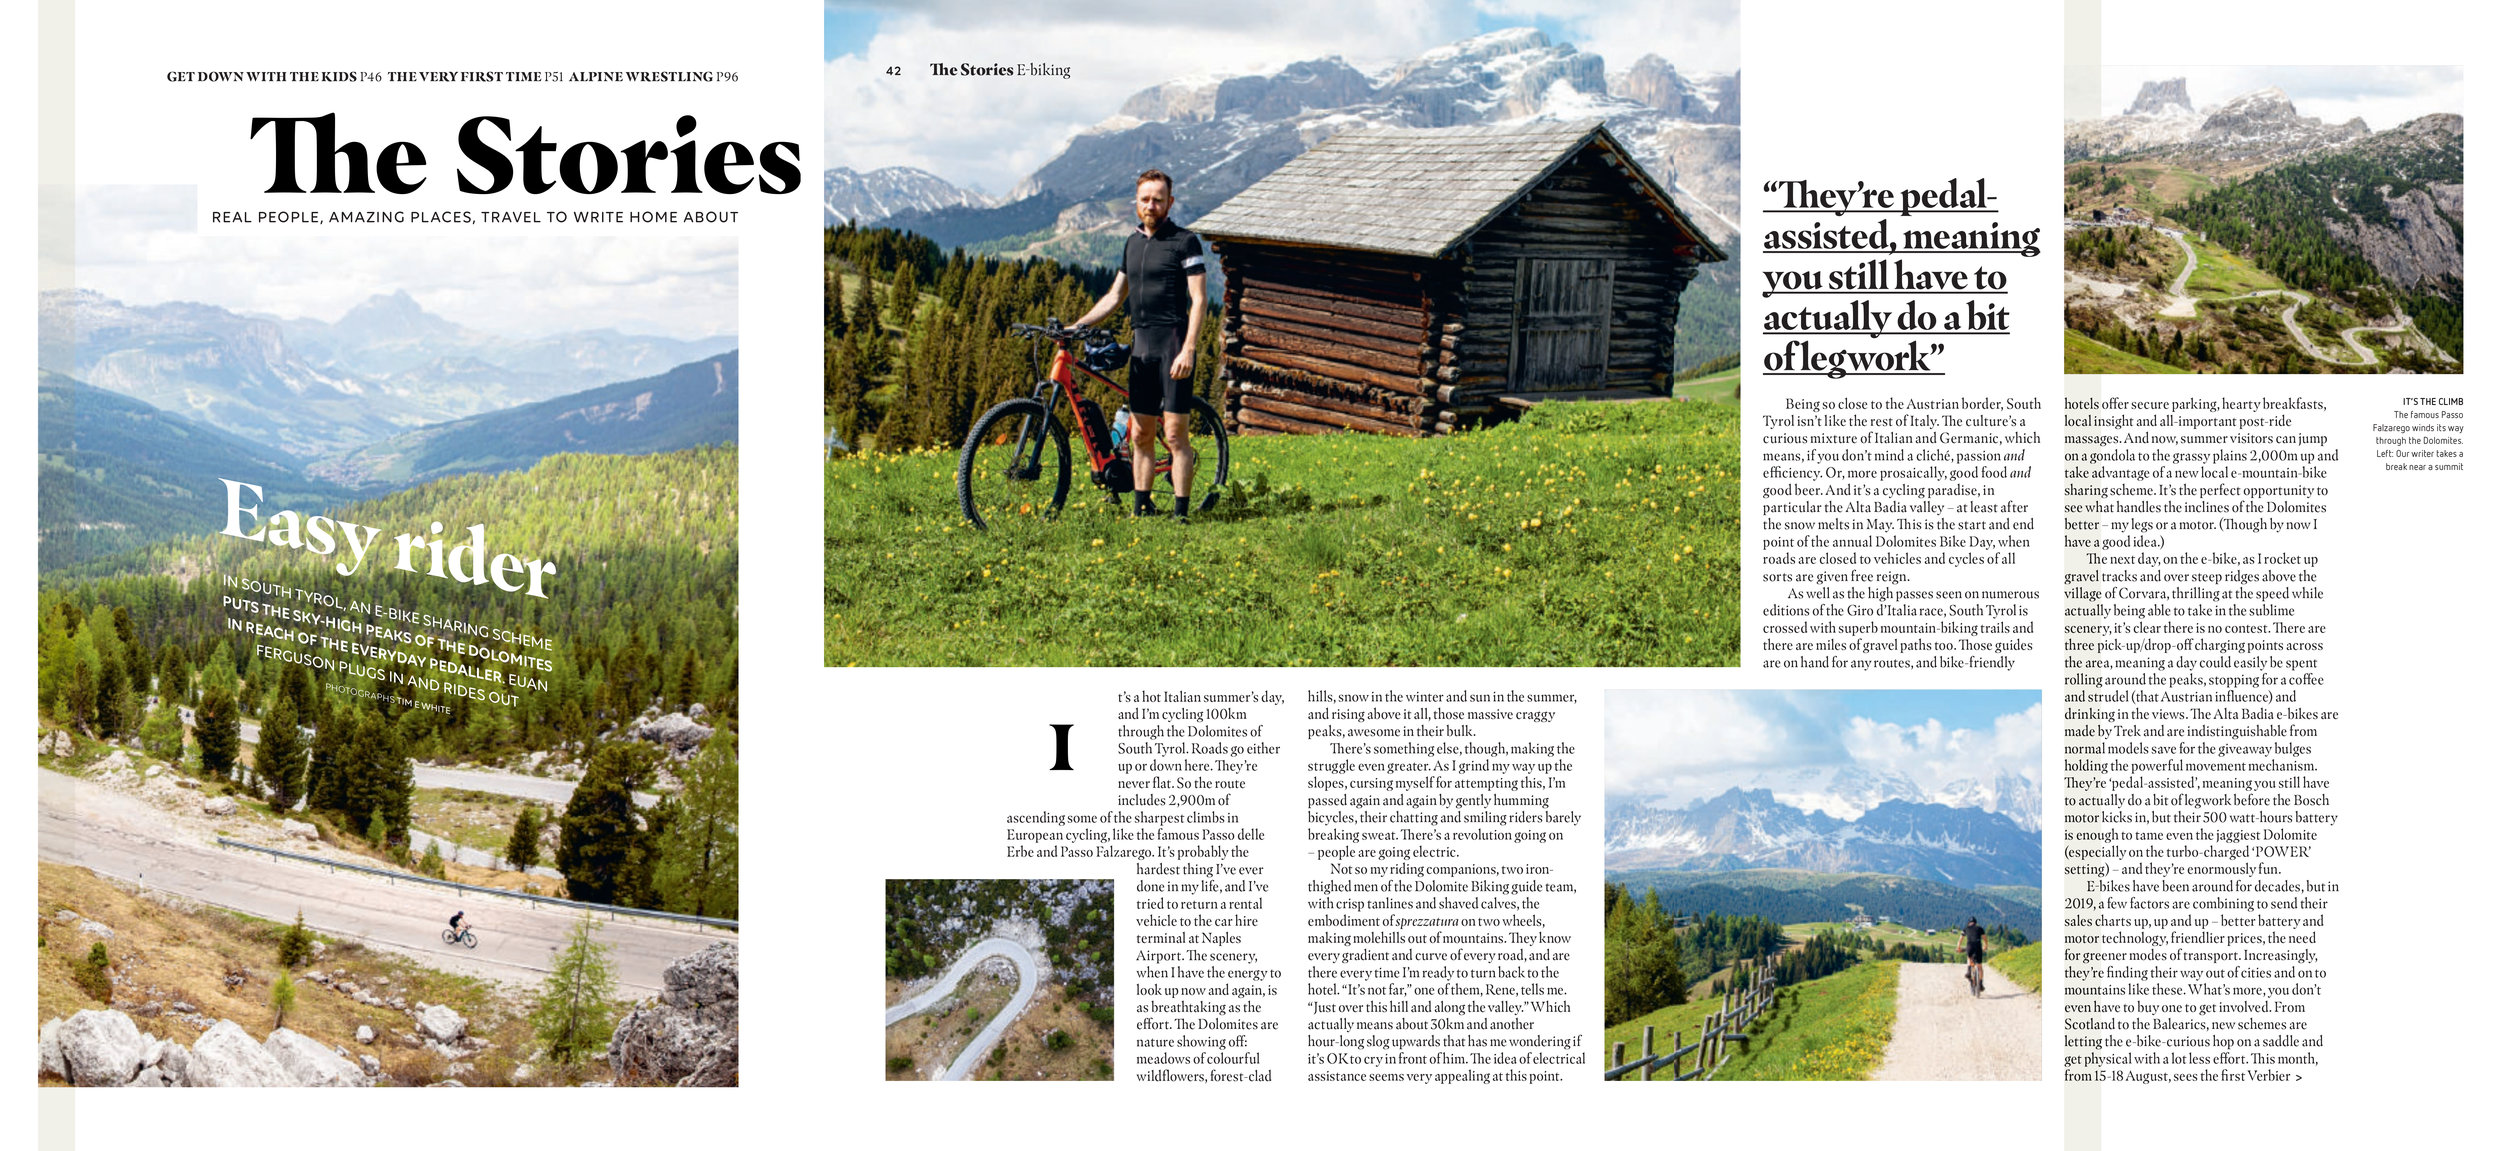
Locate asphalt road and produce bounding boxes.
[884,938,1039,1081]
[411,765,660,809]
[37,770,720,995]
[1872,961,2041,1081]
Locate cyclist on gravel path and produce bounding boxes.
[1963,917,1986,992]
[1072,168,1209,521]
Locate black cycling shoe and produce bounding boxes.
[1131,494,1160,518]
[1172,499,1190,524]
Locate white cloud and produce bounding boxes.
[1839,702,2042,797]
[61,186,738,341]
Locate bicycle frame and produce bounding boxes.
[1033,341,1177,478]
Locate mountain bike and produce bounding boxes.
[955,320,1229,530]
[442,925,478,949]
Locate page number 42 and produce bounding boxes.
[885,66,901,76]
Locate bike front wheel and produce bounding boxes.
[1151,394,1231,515]
[957,398,1071,530]
[460,931,477,949]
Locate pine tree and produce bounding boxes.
[195,677,241,781]
[825,267,847,338]
[532,916,619,1065]
[270,972,297,1029]
[260,692,307,811]
[506,804,544,871]
[654,733,738,919]
[554,742,646,905]
[277,909,313,967]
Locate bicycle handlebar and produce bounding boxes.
[1008,319,1111,344]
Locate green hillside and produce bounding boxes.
[38,372,351,572]
[313,352,739,490]
[2063,329,2189,374]
[827,399,1738,666]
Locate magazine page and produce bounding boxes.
[823,0,2483,1148]
[12,0,2488,1147]
[19,0,815,1140]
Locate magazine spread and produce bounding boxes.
[10,0,2490,1148]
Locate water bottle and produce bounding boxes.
[1110,406,1131,453]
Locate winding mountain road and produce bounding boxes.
[2071,219,2451,367]
[38,770,721,994]
[1871,962,2040,1081]
[884,938,1040,1081]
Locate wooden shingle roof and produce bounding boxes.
[1190,118,1724,261]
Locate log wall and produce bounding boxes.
[1212,143,1711,437]
[1452,149,1703,398]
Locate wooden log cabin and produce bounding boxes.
[1187,118,1725,437]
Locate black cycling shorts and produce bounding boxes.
[1127,325,1190,416]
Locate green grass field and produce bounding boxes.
[1991,942,2042,993]
[826,400,1739,665]
[1608,959,1901,1082]
[2064,329,2189,374]
[1673,369,1740,405]
[2182,235,2286,298]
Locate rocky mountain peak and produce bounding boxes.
[2125,77,2194,116]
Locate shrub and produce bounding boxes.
[887,1055,914,1073]
[271,972,297,1028]
[276,909,313,967]
[75,942,112,1002]
[1046,1029,1073,1051]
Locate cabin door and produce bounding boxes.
[1510,257,1614,392]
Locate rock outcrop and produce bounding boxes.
[38,1010,378,1087]
[607,942,739,1086]
[183,1021,296,1087]
[628,712,714,755]
[415,1004,467,1044]
[2126,77,2193,117]
[262,1028,368,1087]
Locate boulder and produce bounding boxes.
[91,750,135,774]
[415,1004,467,1043]
[281,819,318,840]
[628,713,714,753]
[181,1021,295,1087]
[263,1028,366,1087]
[202,795,238,816]
[608,942,739,1086]
[48,730,74,757]
[356,1025,376,1044]
[38,1018,65,1080]
[77,917,116,941]
[359,1054,381,1077]
[55,1009,151,1086]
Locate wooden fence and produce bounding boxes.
[1605,958,1780,1081]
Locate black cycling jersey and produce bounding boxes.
[1122,220,1206,329]
[1963,923,1984,956]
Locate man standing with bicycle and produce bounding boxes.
[1073,168,1209,520]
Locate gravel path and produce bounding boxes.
[1871,962,2040,1081]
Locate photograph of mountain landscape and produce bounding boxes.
[2062,66,2462,374]
[1603,690,2042,1081]
[38,190,742,1086]
[823,1,1745,667]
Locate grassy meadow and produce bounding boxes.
[826,399,1740,666]
[1607,958,1902,1082]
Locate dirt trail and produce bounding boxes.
[1872,962,2040,1081]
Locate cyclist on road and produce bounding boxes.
[449,910,466,939]
[1963,917,1986,992]
[1072,168,1209,521]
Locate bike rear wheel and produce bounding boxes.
[1147,394,1230,515]
[957,398,1071,530]
[442,928,455,944]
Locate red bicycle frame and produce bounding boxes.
[1035,339,1175,480]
